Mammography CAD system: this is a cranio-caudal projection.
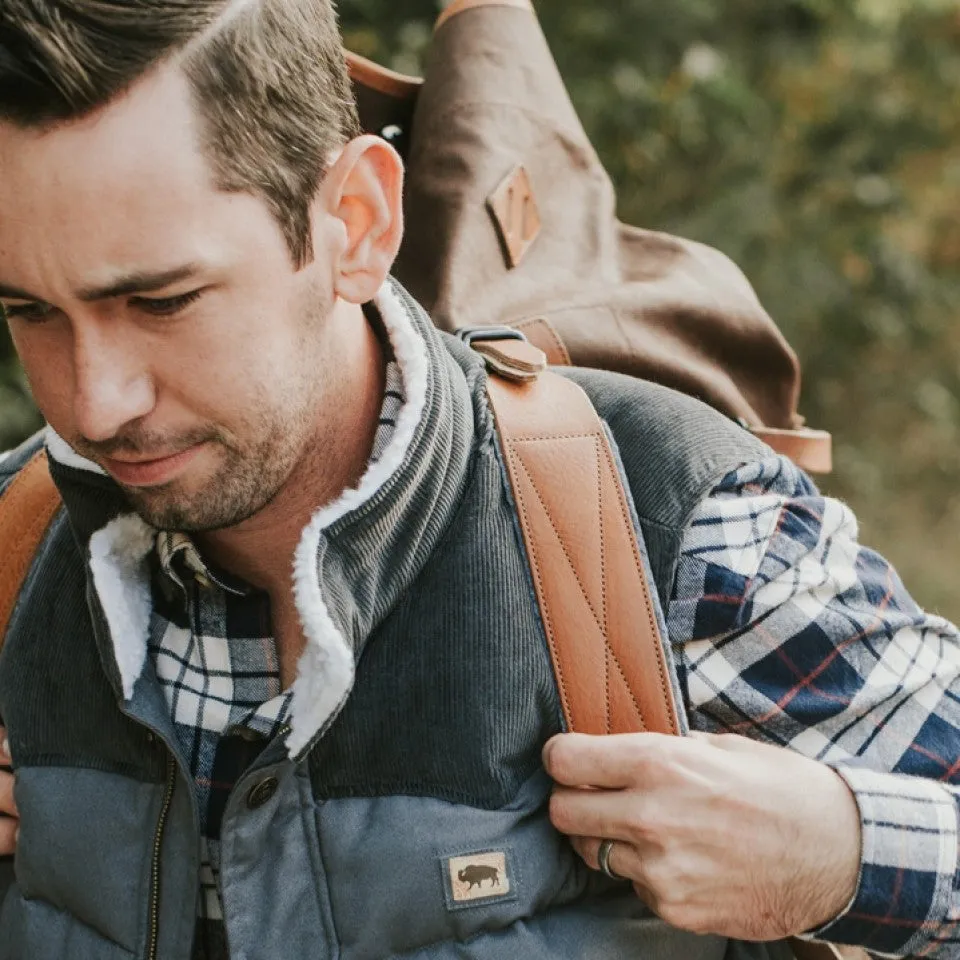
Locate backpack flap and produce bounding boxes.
[377,0,830,472]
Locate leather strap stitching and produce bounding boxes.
[596,433,679,736]
[503,440,574,726]
[507,436,650,730]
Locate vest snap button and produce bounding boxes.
[247,776,279,809]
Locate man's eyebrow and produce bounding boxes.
[0,283,39,301]
[0,266,203,304]
[76,265,202,302]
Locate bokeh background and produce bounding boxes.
[0,0,958,618]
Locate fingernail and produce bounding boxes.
[1,737,8,759]
[542,736,557,770]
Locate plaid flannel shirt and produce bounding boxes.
[148,376,960,958]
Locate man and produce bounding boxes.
[0,1,957,958]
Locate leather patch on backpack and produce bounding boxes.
[487,165,541,269]
[445,850,512,906]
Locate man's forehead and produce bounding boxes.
[0,63,262,302]
[0,62,210,196]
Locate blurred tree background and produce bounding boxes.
[0,0,957,617]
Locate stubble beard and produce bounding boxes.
[115,414,309,533]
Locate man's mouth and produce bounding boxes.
[102,443,206,488]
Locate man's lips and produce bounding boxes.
[102,443,206,488]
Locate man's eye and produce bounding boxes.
[131,290,204,317]
[1,301,55,323]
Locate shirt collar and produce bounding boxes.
[153,356,407,601]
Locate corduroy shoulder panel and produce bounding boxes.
[308,427,562,808]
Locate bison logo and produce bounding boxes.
[447,851,511,904]
[457,864,500,889]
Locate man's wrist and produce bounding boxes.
[800,762,862,932]
[806,763,957,954]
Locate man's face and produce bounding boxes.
[0,65,350,531]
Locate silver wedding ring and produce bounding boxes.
[597,838,623,880]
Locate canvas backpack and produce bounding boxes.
[351,0,832,474]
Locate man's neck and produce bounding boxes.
[194,301,387,655]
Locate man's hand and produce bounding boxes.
[0,726,18,857]
[544,731,861,942]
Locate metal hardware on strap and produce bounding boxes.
[456,326,527,346]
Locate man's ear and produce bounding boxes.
[316,135,404,304]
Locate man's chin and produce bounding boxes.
[120,480,271,534]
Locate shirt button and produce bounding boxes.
[247,777,279,809]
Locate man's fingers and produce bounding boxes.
[0,732,22,858]
[570,835,643,883]
[0,770,17,818]
[549,784,646,843]
[543,732,678,789]
[0,815,17,858]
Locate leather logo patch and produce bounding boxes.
[487,164,542,270]
[447,851,510,903]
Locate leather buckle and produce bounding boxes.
[457,327,547,383]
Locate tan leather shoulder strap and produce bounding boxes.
[476,335,681,736]
[478,336,864,960]
[0,450,61,654]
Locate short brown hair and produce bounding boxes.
[0,0,361,265]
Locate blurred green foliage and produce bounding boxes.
[339,0,960,619]
[0,1,957,617]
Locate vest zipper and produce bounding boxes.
[147,752,177,960]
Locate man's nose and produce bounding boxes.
[71,324,155,444]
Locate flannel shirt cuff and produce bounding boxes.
[805,763,959,955]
